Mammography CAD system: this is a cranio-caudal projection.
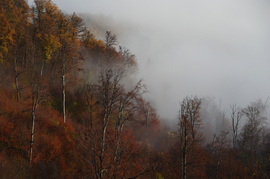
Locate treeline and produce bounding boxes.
[0,0,270,179]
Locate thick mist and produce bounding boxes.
[29,0,270,124]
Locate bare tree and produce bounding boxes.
[105,31,118,48]
[239,99,268,156]
[29,68,48,165]
[58,13,83,123]
[209,131,230,178]
[230,104,242,149]
[78,68,147,179]
[178,96,203,179]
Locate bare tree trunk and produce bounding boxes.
[29,62,45,165]
[230,104,242,149]
[100,113,110,179]
[14,44,20,101]
[62,53,66,123]
[179,96,203,179]
[40,56,45,76]
[62,72,66,123]
[30,91,37,165]
[143,102,149,129]
[182,116,187,179]
[14,57,20,100]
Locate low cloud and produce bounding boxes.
[32,0,270,122]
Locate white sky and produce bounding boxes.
[29,0,270,120]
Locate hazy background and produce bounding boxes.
[28,0,270,122]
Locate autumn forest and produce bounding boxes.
[1,0,270,178]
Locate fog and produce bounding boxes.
[29,0,270,122]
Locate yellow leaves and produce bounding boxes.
[52,119,60,127]
[11,83,16,90]
[156,173,164,179]
[0,0,29,62]
[38,33,61,62]
[0,12,15,61]
[84,32,106,52]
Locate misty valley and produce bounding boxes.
[1,0,270,179]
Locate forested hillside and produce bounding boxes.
[1,0,270,178]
